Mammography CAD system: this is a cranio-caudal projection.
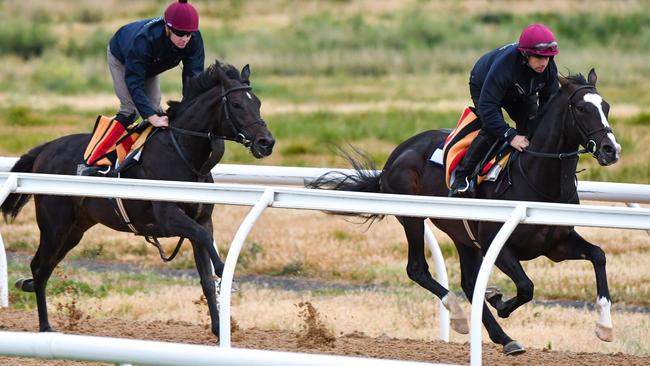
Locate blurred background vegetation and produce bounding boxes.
[0,0,648,182]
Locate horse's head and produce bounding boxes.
[209,61,275,158]
[559,69,621,166]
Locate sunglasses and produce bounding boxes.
[168,26,193,38]
[532,41,557,54]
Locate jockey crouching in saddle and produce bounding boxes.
[449,23,560,197]
[78,0,205,176]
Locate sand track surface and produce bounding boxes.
[0,308,648,366]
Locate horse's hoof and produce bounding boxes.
[15,278,34,292]
[450,318,469,335]
[442,292,469,334]
[595,322,613,342]
[503,340,526,355]
[485,286,503,303]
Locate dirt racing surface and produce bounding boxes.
[0,307,648,366]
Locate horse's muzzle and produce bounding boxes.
[251,133,275,158]
[596,135,621,166]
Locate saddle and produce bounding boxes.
[430,107,513,189]
[83,115,154,173]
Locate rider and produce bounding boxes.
[79,0,205,176]
[449,23,560,197]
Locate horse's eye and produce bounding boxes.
[576,105,586,113]
[232,102,242,109]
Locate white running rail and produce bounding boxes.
[1,172,650,366]
[0,331,446,366]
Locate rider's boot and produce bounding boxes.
[449,133,493,198]
[77,117,128,177]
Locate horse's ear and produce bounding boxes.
[587,68,597,86]
[558,74,570,89]
[241,64,251,85]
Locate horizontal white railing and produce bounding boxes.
[0,331,444,366]
[2,157,649,203]
[1,172,650,366]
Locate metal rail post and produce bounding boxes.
[470,203,527,366]
[219,188,275,347]
[0,174,18,307]
[424,224,450,341]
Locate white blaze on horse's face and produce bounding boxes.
[246,92,252,100]
[583,93,622,159]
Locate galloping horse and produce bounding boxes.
[308,70,621,354]
[1,60,275,340]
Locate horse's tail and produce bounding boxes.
[1,142,48,222]
[306,146,385,223]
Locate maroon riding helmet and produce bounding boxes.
[164,0,199,33]
[517,23,559,57]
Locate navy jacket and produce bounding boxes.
[469,43,558,141]
[109,17,205,118]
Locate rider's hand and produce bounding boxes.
[509,135,529,152]
[148,114,169,128]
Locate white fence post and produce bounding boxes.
[469,203,527,366]
[0,173,18,308]
[219,188,275,348]
[424,224,450,341]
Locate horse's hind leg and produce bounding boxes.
[545,230,613,342]
[31,223,89,332]
[398,216,468,334]
[28,197,92,332]
[488,245,535,319]
[455,243,524,355]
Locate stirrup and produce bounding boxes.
[77,164,115,177]
[449,176,476,198]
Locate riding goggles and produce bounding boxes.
[169,26,193,38]
[531,41,558,54]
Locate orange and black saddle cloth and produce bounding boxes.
[83,115,154,170]
[440,107,512,189]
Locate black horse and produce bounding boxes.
[1,60,275,340]
[308,70,621,354]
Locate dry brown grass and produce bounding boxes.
[4,199,649,305]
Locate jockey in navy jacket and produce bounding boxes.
[449,23,560,198]
[469,42,559,142]
[109,17,205,120]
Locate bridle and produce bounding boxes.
[523,84,610,160]
[168,83,266,176]
[517,84,610,202]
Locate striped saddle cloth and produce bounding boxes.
[430,107,512,189]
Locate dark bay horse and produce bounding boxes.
[1,60,275,340]
[308,70,621,354]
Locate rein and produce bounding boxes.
[167,84,263,177]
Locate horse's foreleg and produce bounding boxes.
[546,230,613,342]
[191,241,220,339]
[399,216,469,334]
[456,243,525,355]
[490,245,534,319]
[152,202,224,277]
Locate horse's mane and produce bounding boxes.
[166,61,241,120]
